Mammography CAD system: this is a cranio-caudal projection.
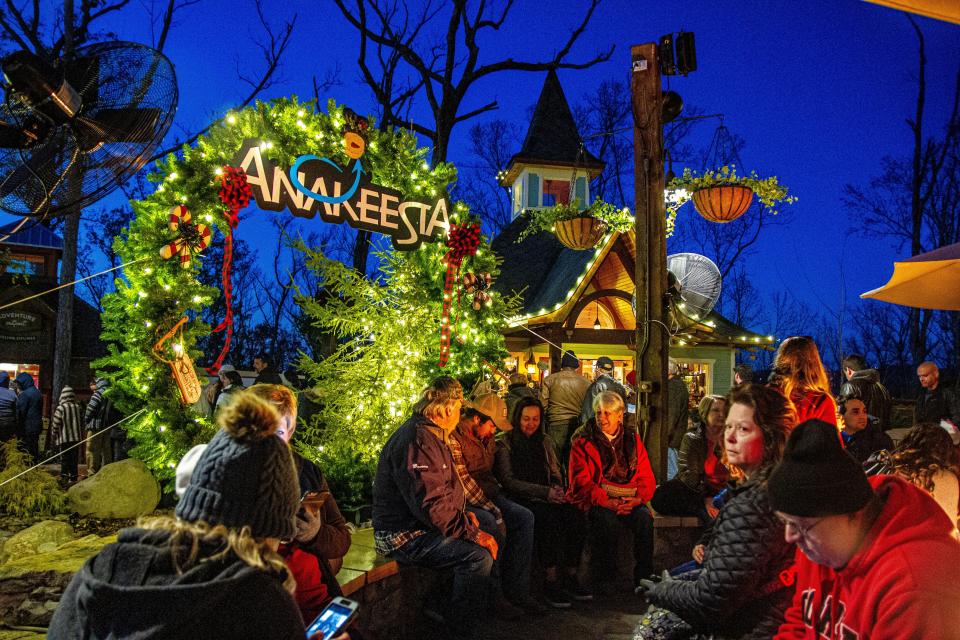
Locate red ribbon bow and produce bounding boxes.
[206,166,253,375]
[439,223,481,368]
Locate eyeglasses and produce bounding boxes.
[776,515,827,538]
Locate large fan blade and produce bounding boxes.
[0,145,57,197]
[75,108,161,147]
[63,55,100,109]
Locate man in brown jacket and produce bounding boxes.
[541,350,590,466]
[451,399,540,615]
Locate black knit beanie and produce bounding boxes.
[176,393,298,540]
[768,419,874,517]
[561,350,580,370]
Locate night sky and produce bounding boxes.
[2,0,958,335]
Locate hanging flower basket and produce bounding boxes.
[516,199,633,249]
[554,216,607,250]
[692,185,754,223]
[665,166,797,233]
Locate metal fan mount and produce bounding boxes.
[0,42,177,218]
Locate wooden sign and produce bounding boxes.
[153,317,202,405]
[233,139,450,250]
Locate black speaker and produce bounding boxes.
[676,32,697,75]
[658,34,677,76]
[662,91,684,124]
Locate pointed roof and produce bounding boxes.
[501,70,604,185]
[0,219,63,250]
[491,216,773,349]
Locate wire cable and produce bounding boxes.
[0,256,149,311]
[0,407,147,488]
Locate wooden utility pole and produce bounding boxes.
[630,43,670,482]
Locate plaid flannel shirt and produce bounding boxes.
[373,528,425,556]
[447,436,503,524]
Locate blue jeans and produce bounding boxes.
[667,448,679,480]
[391,530,494,633]
[485,495,535,601]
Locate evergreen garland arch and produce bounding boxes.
[97,97,506,483]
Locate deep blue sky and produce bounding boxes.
[3,0,958,331]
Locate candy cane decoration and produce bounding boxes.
[159,205,211,268]
[463,272,494,310]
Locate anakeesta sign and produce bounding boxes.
[233,139,450,250]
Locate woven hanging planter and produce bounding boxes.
[692,185,754,223]
[554,216,607,250]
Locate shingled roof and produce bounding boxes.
[491,216,772,348]
[491,214,593,316]
[504,69,604,178]
[0,219,63,250]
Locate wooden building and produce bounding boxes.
[0,220,105,412]
[491,71,771,405]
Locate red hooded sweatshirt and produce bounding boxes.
[775,475,960,639]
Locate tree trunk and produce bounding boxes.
[908,18,927,364]
[352,229,371,275]
[52,210,79,403]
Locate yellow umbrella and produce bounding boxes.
[861,242,960,311]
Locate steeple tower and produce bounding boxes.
[498,69,605,220]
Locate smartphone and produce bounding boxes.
[305,597,358,639]
[300,490,331,511]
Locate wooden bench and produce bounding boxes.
[336,514,702,632]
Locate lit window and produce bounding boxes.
[542,179,570,206]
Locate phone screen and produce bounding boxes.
[305,601,354,638]
[627,403,637,414]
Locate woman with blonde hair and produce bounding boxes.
[769,336,837,426]
[49,392,307,639]
[888,422,959,523]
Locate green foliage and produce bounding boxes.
[665,165,797,235]
[517,199,634,242]
[294,225,512,463]
[298,442,375,512]
[0,440,67,517]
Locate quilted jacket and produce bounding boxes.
[647,473,796,640]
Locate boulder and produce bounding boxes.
[68,458,160,518]
[0,520,74,564]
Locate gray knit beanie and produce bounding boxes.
[176,392,298,540]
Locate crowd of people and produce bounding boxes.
[41,338,960,639]
[370,341,960,639]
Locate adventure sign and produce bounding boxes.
[233,138,451,250]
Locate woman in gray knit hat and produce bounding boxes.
[49,391,310,639]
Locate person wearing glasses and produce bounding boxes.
[769,419,960,638]
[635,384,797,640]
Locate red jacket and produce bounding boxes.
[566,428,655,511]
[791,390,837,427]
[775,475,960,639]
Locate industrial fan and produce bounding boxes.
[0,41,177,217]
[666,252,722,326]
